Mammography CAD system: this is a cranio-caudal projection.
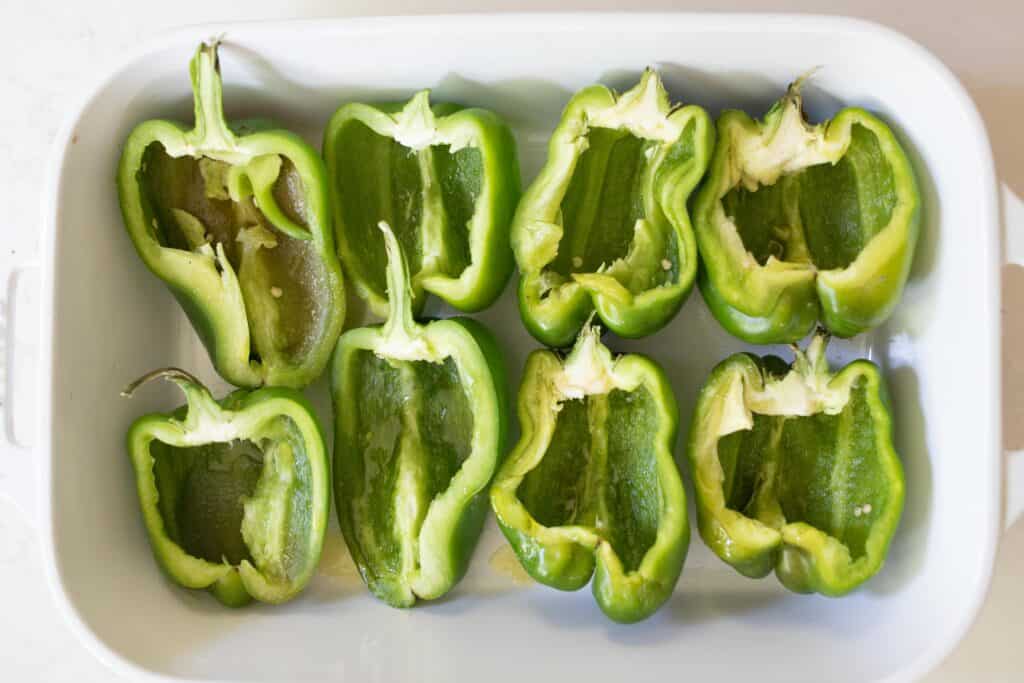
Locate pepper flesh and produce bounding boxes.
[324,91,520,317]
[118,41,345,388]
[686,334,904,595]
[512,70,714,347]
[124,368,330,606]
[490,325,688,623]
[331,222,507,607]
[692,76,920,343]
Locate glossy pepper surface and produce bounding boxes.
[118,42,345,388]
[692,76,920,343]
[490,324,688,623]
[687,334,904,595]
[512,70,713,347]
[331,222,507,607]
[324,90,520,317]
[124,368,330,607]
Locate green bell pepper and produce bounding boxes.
[512,70,714,347]
[118,41,345,388]
[323,90,520,317]
[490,324,688,623]
[330,221,507,607]
[687,334,904,595]
[692,76,920,343]
[124,368,330,607]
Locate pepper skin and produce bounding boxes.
[324,90,520,317]
[692,75,920,343]
[490,324,688,623]
[118,41,345,388]
[687,334,904,595]
[124,368,330,607]
[512,70,713,347]
[331,222,507,607]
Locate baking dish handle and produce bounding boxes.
[0,261,40,524]
[1003,184,1024,531]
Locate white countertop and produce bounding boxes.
[1,1,1021,680]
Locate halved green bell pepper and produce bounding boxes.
[330,222,507,607]
[118,41,345,388]
[687,334,904,595]
[692,76,920,343]
[490,324,688,623]
[124,368,330,606]
[512,70,713,347]
[323,90,520,317]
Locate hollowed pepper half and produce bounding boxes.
[512,70,714,347]
[324,90,520,317]
[331,222,507,607]
[118,42,346,388]
[124,368,330,606]
[490,325,688,623]
[692,76,920,343]
[687,334,904,595]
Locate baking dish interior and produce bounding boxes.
[43,16,997,683]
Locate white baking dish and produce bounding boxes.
[3,12,1021,683]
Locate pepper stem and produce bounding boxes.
[588,68,679,142]
[392,90,438,151]
[564,317,612,371]
[122,367,204,397]
[787,66,822,102]
[763,67,821,139]
[555,317,620,400]
[122,367,223,429]
[188,39,237,152]
[379,221,419,340]
[789,328,831,382]
[619,68,671,116]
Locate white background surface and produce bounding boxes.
[0,1,1020,681]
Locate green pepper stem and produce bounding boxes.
[189,40,237,152]
[555,317,620,400]
[392,90,437,151]
[121,367,204,398]
[619,68,669,115]
[789,329,831,382]
[587,68,679,142]
[762,67,819,140]
[566,315,603,362]
[121,367,224,432]
[788,67,821,99]
[379,221,419,340]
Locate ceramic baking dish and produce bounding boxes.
[3,12,1021,683]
